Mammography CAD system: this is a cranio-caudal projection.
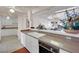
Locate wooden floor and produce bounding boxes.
[13,47,30,53]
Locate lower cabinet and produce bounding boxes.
[20,32,70,53]
[21,32,39,53]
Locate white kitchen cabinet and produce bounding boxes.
[21,32,39,53]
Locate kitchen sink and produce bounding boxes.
[27,32,46,38]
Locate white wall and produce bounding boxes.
[33,16,51,28]
[18,14,28,40]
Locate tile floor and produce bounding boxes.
[0,35,23,53]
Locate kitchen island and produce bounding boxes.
[20,29,79,53]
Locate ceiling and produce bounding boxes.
[33,6,74,19]
[0,6,49,16]
[0,6,75,19]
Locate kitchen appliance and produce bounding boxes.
[39,41,59,53]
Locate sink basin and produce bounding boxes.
[27,32,46,38]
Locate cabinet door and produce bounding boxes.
[21,33,39,53]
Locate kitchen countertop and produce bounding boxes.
[21,29,79,53]
[1,25,18,29]
[1,27,18,29]
[21,29,79,38]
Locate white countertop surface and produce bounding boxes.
[30,29,79,38]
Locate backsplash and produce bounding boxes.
[55,7,79,30]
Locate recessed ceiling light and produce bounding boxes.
[10,9,15,13]
[6,16,10,19]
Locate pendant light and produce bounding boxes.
[9,9,15,13]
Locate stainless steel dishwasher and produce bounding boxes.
[39,41,59,53]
